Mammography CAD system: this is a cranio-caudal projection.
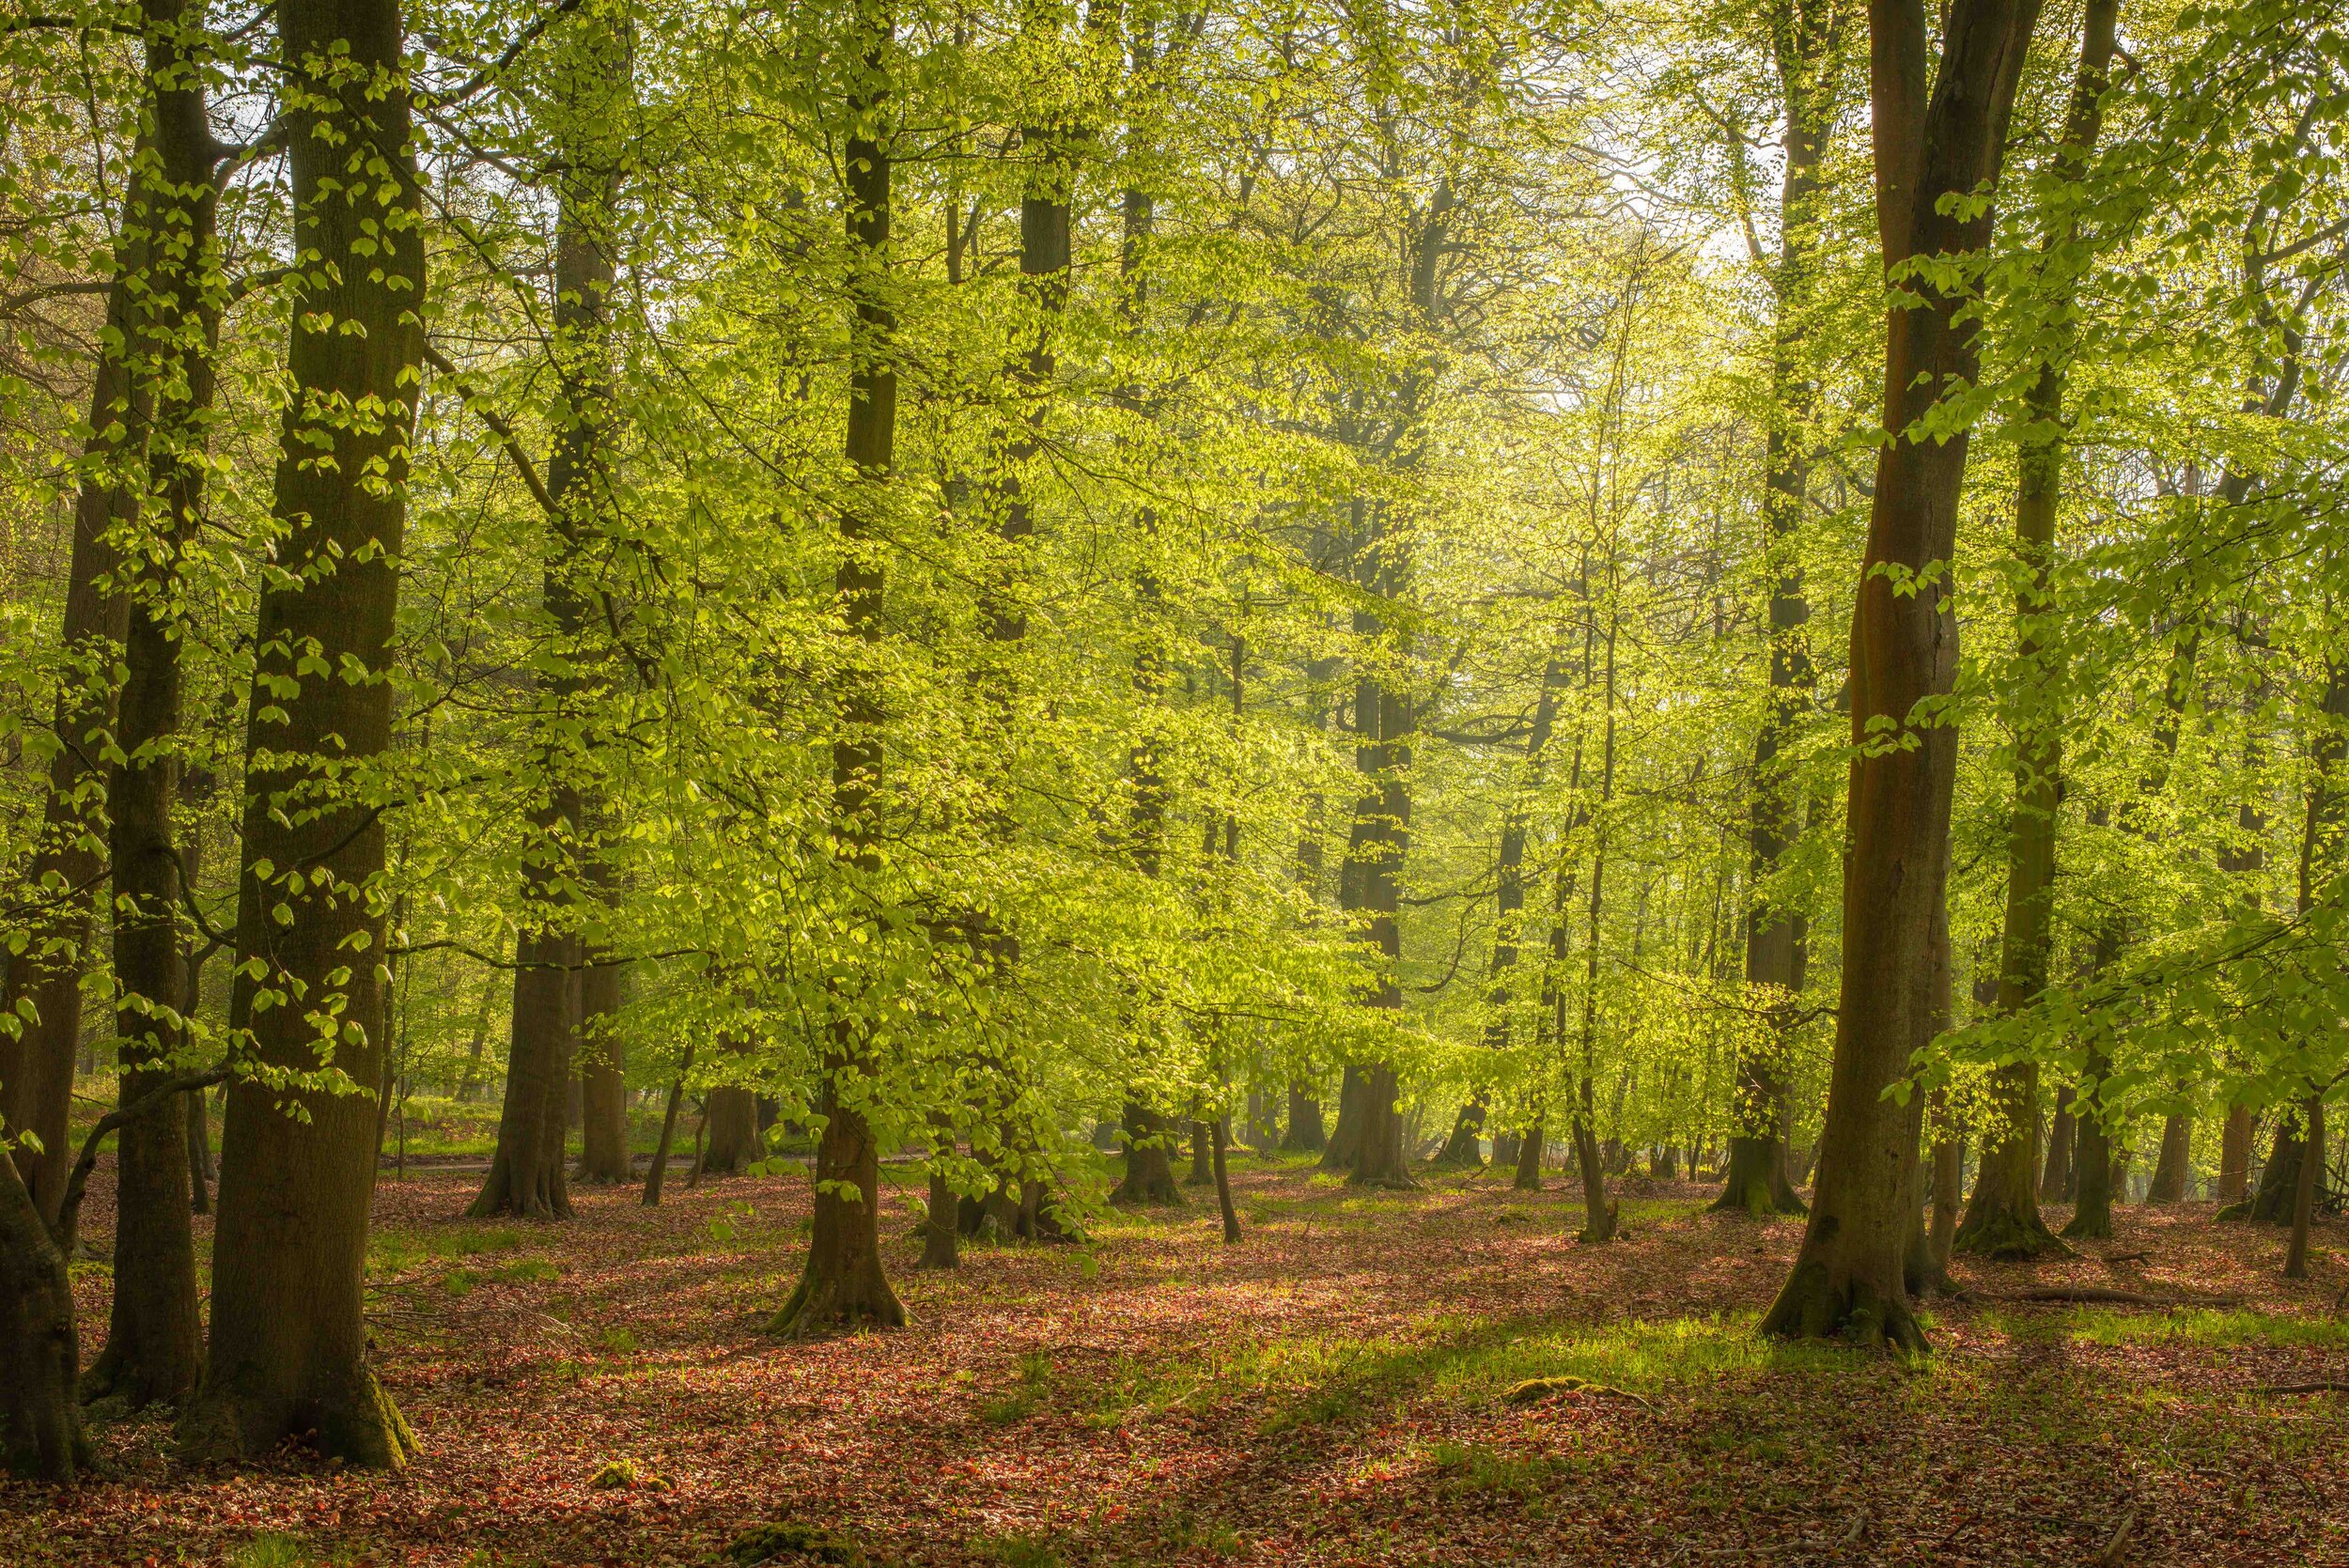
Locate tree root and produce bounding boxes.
[2254,1381,2349,1396]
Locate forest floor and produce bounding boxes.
[9,1155,2349,1567]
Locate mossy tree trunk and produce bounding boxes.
[2217,1105,2253,1205]
[179,0,423,1468]
[576,958,630,1184]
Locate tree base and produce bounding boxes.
[1108,1177,1186,1206]
[1954,1207,2070,1261]
[1708,1171,1808,1219]
[1760,1260,1929,1354]
[178,1366,416,1470]
[769,1274,909,1340]
[2061,1203,2115,1240]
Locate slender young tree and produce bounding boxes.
[1953,0,2117,1261]
[1715,0,1843,1221]
[179,0,425,1467]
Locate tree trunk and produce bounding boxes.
[701,1085,760,1175]
[2146,1113,2191,1204]
[1210,1116,1241,1244]
[179,0,424,1468]
[774,0,905,1336]
[82,0,219,1411]
[1955,0,2114,1264]
[2217,1104,2253,1205]
[0,109,160,1234]
[1762,0,2044,1351]
[1111,1103,1184,1204]
[1320,1063,1366,1172]
[1717,0,1828,1222]
[2038,1085,2074,1202]
[1282,1081,1326,1152]
[1187,1117,1214,1185]
[1513,1118,1544,1191]
[471,935,580,1218]
[921,1130,959,1269]
[641,1048,692,1207]
[2286,1096,2323,1281]
[576,959,630,1184]
[2066,1057,2118,1238]
[0,1150,86,1480]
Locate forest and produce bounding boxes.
[3,0,2348,1560]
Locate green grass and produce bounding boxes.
[2065,1306,2349,1351]
[229,1536,309,1568]
[976,1533,1065,1568]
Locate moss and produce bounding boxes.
[723,1520,867,1566]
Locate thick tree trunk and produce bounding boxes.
[1320,1063,1366,1172]
[1110,1103,1184,1204]
[1513,1118,1544,1191]
[1187,1118,1214,1186]
[920,1131,959,1269]
[1282,1081,1325,1152]
[471,933,580,1218]
[701,1085,761,1174]
[0,1150,86,1480]
[2146,1113,2191,1204]
[180,0,423,1469]
[774,1072,906,1334]
[1954,1062,2060,1257]
[83,0,218,1411]
[2065,1059,2118,1238]
[1763,0,2043,1350]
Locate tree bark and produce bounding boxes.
[1111,1103,1184,1204]
[0,1148,86,1480]
[576,957,630,1183]
[81,0,221,1412]
[0,108,161,1236]
[1762,0,2043,1350]
[2286,1096,2323,1281]
[2146,1113,2191,1204]
[701,1084,761,1175]
[2217,1104,2253,1205]
[179,0,424,1469]
[1282,1081,1326,1152]
[1209,1115,1241,1244]
[1954,0,2115,1263]
[2038,1085,2074,1202]
[1717,0,1833,1223]
[774,0,905,1335]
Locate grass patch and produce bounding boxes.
[2066,1307,2349,1351]
[976,1531,1064,1567]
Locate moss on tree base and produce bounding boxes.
[1760,1260,1929,1354]
[1954,1206,2069,1261]
[177,1367,416,1470]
